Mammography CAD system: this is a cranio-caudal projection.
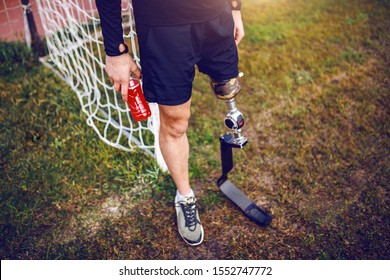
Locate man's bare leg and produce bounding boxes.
[158,98,203,246]
[158,99,191,196]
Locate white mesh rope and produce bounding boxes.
[36,0,167,171]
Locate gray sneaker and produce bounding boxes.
[175,196,204,246]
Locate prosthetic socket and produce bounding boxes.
[210,73,247,147]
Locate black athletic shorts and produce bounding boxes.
[136,9,239,106]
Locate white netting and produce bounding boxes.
[36,0,167,171]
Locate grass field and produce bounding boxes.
[1,0,389,259]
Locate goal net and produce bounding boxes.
[36,0,167,171]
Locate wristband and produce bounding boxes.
[230,0,242,11]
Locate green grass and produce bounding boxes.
[1,0,389,259]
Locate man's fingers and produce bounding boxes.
[121,82,128,102]
[235,32,244,45]
[113,81,121,92]
[132,67,142,80]
[130,64,142,80]
[233,25,245,45]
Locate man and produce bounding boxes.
[95,0,244,246]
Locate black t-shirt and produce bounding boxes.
[96,0,229,56]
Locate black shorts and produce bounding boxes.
[136,9,239,106]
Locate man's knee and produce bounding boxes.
[161,118,189,138]
[159,103,191,138]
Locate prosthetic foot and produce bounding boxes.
[211,74,272,227]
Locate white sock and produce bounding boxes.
[176,189,194,201]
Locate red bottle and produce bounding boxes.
[127,78,151,121]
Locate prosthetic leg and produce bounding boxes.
[211,74,272,226]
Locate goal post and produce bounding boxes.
[36,0,167,171]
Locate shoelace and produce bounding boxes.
[177,200,198,230]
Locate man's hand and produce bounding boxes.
[232,10,245,45]
[105,44,141,102]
